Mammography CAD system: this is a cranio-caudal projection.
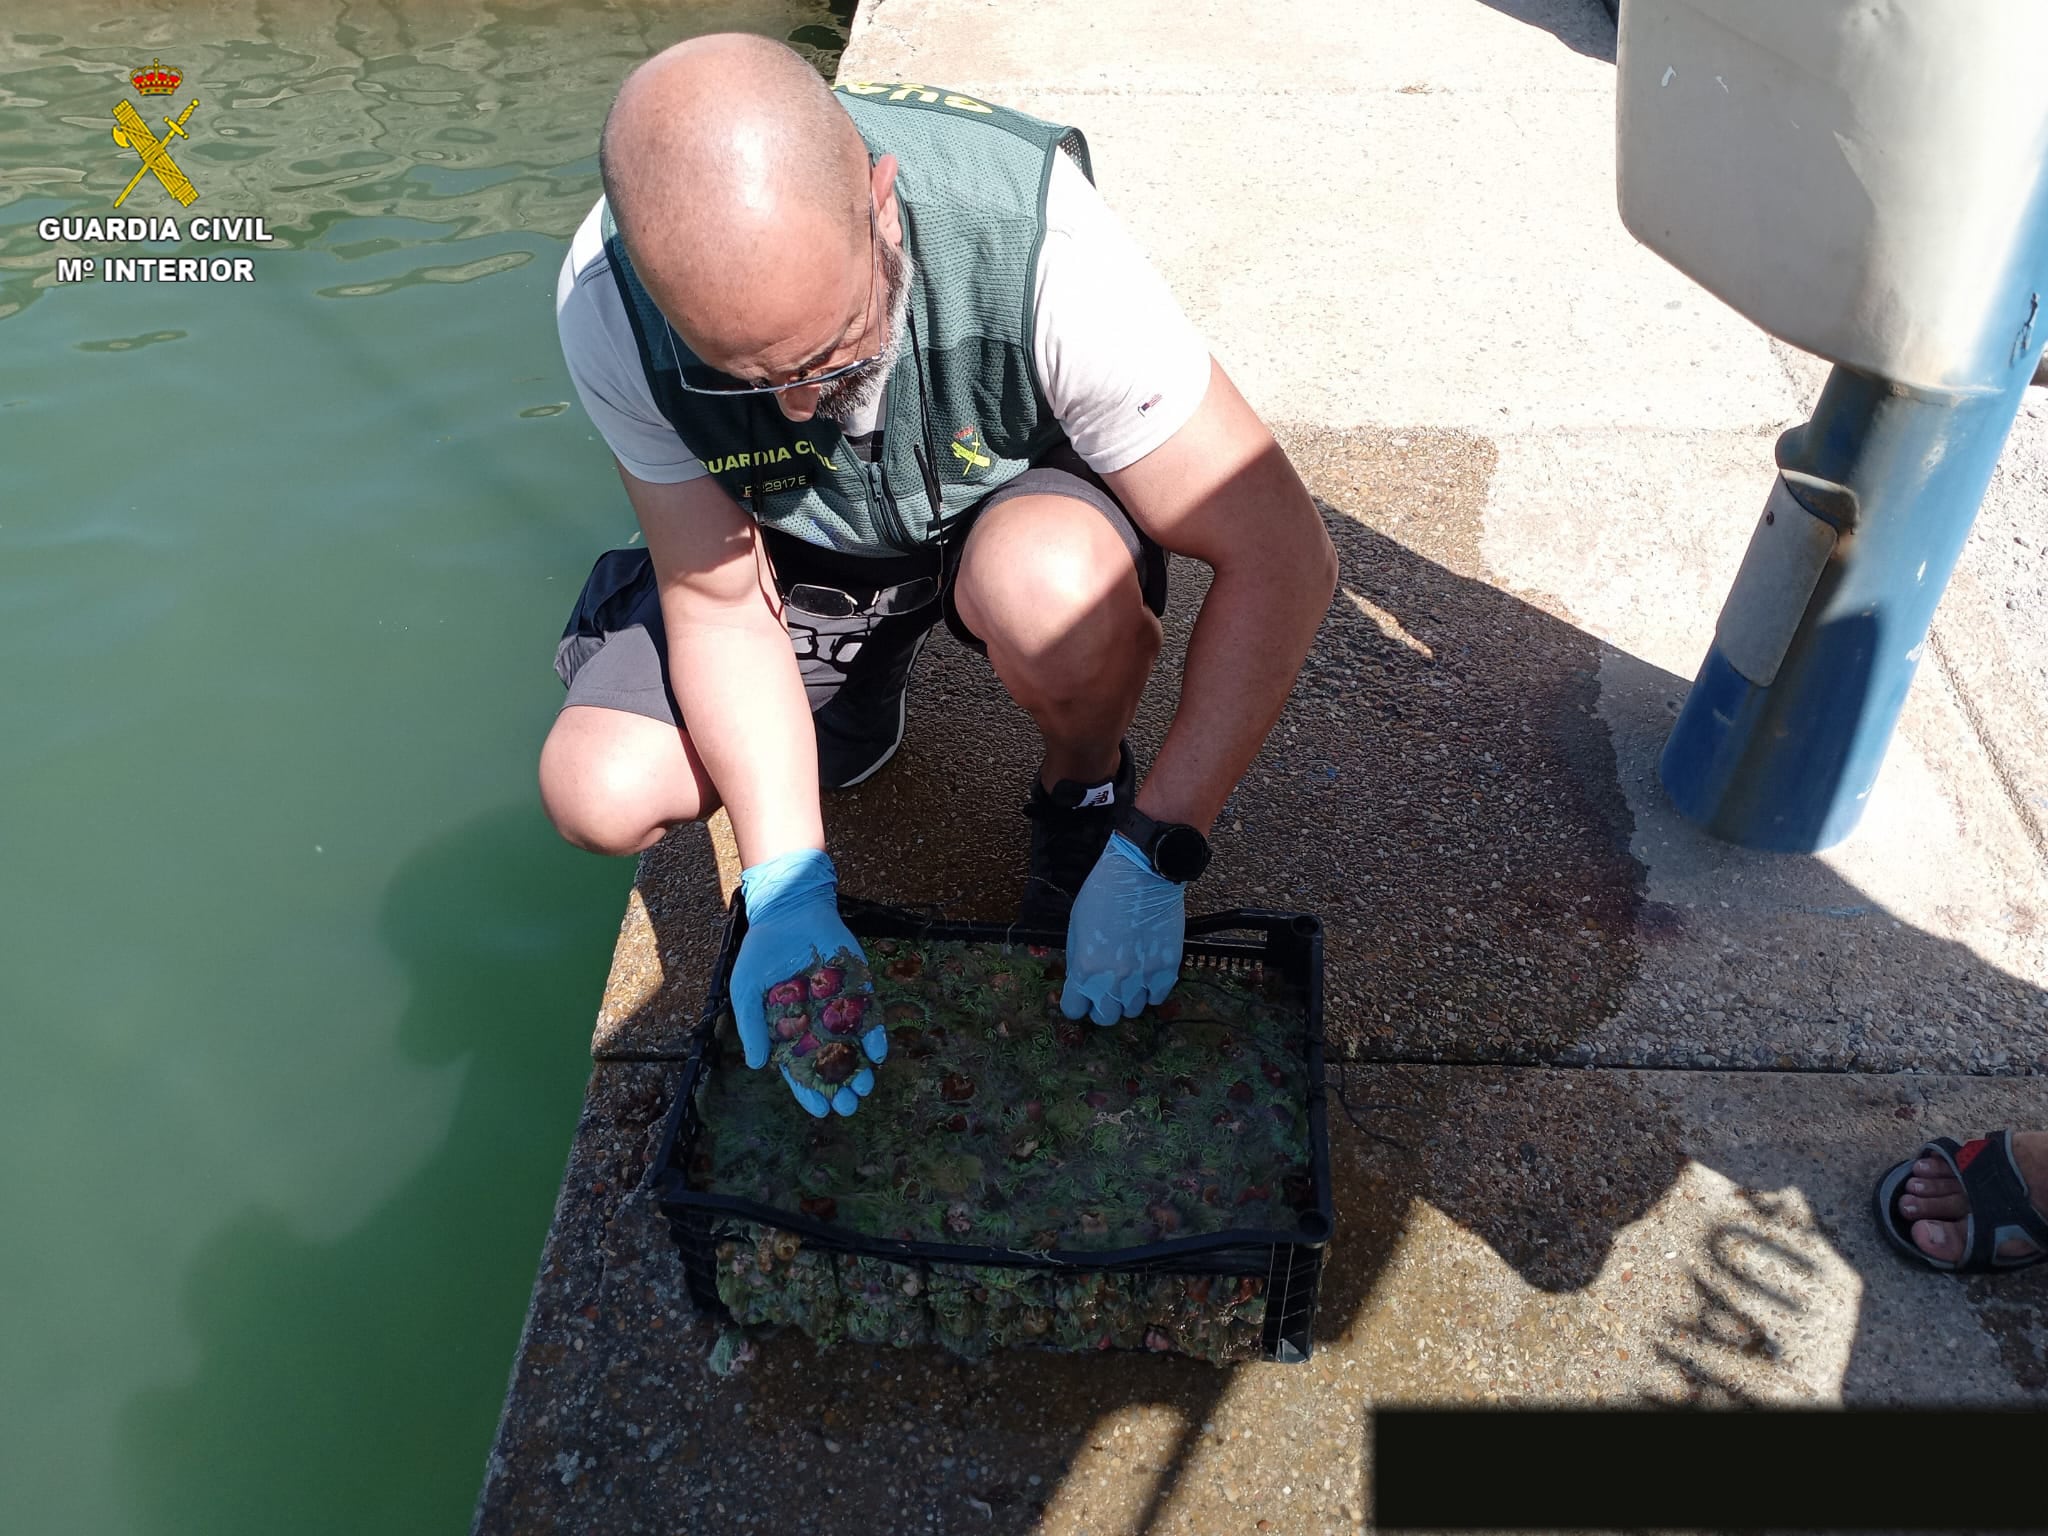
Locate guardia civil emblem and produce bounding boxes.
[950,423,992,482]
[111,58,200,209]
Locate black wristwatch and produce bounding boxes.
[1114,803,1212,884]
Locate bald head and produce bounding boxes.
[601,35,875,367]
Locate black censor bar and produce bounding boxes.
[1372,1408,2046,1530]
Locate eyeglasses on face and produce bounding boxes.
[669,203,885,398]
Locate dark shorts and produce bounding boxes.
[553,443,1170,725]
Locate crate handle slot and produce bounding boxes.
[1183,908,1320,940]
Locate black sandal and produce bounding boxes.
[1874,1132,2048,1273]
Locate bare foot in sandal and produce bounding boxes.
[1893,1131,2048,1265]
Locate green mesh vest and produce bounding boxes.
[601,84,1093,556]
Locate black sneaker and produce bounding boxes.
[1018,739,1136,931]
[809,619,932,790]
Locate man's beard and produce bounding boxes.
[816,234,913,424]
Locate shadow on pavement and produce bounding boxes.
[1474,0,1617,64]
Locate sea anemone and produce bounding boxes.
[812,1040,859,1084]
[1145,1201,1183,1235]
[818,994,866,1036]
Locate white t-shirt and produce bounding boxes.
[554,153,1213,495]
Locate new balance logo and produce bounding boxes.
[1078,784,1115,808]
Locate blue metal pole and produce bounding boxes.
[1660,194,2048,852]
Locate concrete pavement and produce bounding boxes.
[476,2,2048,1531]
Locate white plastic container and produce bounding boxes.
[1617,0,2048,392]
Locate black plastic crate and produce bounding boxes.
[649,895,1333,1363]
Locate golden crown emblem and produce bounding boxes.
[131,58,182,96]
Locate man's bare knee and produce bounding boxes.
[538,706,717,856]
[540,747,667,855]
[983,557,1158,706]
[994,604,1159,719]
[958,498,1148,667]
[551,809,667,858]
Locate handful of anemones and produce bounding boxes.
[763,949,877,1099]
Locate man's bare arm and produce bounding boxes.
[614,461,823,866]
[1105,361,1339,833]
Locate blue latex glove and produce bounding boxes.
[732,849,887,1117]
[1059,831,1187,1026]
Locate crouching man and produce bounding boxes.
[542,36,1336,1115]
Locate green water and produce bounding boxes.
[0,5,848,1531]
